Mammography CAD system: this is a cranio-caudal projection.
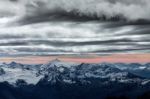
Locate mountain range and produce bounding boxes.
[0,59,150,99]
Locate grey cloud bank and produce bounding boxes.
[1,0,150,21]
[0,0,149,56]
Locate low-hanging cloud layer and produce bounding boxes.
[0,0,150,56]
[0,20,150,56]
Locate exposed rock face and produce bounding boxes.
[0,68,5,75]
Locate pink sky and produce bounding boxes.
[0,54,150,64]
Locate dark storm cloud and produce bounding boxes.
[22,0,150,21]
[1,0,150,24]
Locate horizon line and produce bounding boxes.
[0,54,150,64]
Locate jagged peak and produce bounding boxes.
[45,59,61,65]
[10,61,17,64]
[40,59,62,69]
[41,58,78,69]
[50,58,61,63]
[9,61,21,65]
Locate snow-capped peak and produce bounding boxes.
[40,59,78,71]
[7,61,24,69]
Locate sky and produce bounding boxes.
[0,0,149,63]
[0,54,150,64]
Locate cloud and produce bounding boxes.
[0,0,150,22]
[0,0,148,21]
[0,0,150,56]
[0,21,149,56]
